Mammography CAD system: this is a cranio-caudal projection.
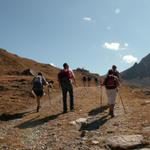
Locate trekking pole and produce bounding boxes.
[47,86,51,105]
[100,85,103,112]
[118,91,127,114]
[26,91,31,104]
[26,89,35,103]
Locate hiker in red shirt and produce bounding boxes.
[58,63,76,113]
[103,69,120,117]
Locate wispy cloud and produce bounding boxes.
[115,8,121,14]
[103,42,120,51]
[122,55,138,64]
[102,42,129,51]
[124,43,128,47]
[83,17,92,22]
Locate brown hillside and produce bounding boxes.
[0,49,150,149]
[0,49,100,113]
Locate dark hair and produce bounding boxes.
[112,65,117,69]
[63,63,69,68]
[38,72,42,76]
[108,69,113,75]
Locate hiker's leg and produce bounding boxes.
[36,96,41,112]
[62,89,67,112]
[109,89,117,117]
[69,86,74,111]
[106,89,113,115]
[84,81,86,87]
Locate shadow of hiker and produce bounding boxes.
[88,105,109,116]
[15,113,62,129]
[80,115,109,131]
[0,110,35,121]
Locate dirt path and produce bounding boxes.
[0,86,150,149]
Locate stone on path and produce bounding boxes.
[141,100,150,105]
[143,126,150,132]
[69,118,87,126]
[137,148,150,150]
[91,140,99,145]
[106,135,145,149]
[75,118,87,124]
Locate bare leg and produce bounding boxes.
[36,96,41,112]
[109,104,115,117]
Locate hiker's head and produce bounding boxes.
[112,65,117,71]
[38,72,42,76]
[63,63,69,69]
[108,69,113,75]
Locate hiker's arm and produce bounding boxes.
[71,71,77,86]
[116,78,120,92]
[102,78,106,86]
[42,77,49,86]
[57,73,61,88]
[73,76,77,86]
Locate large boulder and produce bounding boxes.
[106,135,145,150]
[22,69,34,76]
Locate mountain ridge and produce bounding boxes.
[121,53,150,86]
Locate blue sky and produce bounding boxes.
[0,0,150,75]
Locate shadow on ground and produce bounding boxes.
[80,115,109,131]
[15,113,62,129]
[88,105,109,116]
[0,110,35,121]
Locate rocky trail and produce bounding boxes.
[0,86,150,150]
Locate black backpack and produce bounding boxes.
[32,76,43,90]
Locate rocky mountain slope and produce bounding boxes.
[0,49,100,113]
[0,49,150,149]
[121,53,150,86]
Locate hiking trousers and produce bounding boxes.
[106,88,117,105]
[61,85,74,112]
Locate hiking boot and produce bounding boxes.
[108,110,112,115]
[70,108,74,112]
[108,111,115,118]
[36,106,41,112]
[63,110,67,114]
[111,113,115,118]
[110,112,115,118]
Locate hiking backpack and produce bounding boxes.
[58,69,74,86]
[104,75,117,89]
[32,76,43,90]
[82,76,86,82]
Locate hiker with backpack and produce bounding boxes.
[112,65,120,80]
[82,76,87,87]
[87,76,92,87]
[102,69,120,117]
[58,63,76,113]
[94,77,99,87]
[32,72,49,112]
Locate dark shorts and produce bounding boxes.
[33,89,44,97]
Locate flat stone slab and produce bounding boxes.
[143,126,150,132]
[75,118,87,124]
[106,135,144,149]
[137,148,150,150]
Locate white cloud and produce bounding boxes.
[122,55,138,64]
[103,42,129,51]
[103,42,120,51]
[124,43,128,47]
[115,8,120,14]
[83,17,92,22]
